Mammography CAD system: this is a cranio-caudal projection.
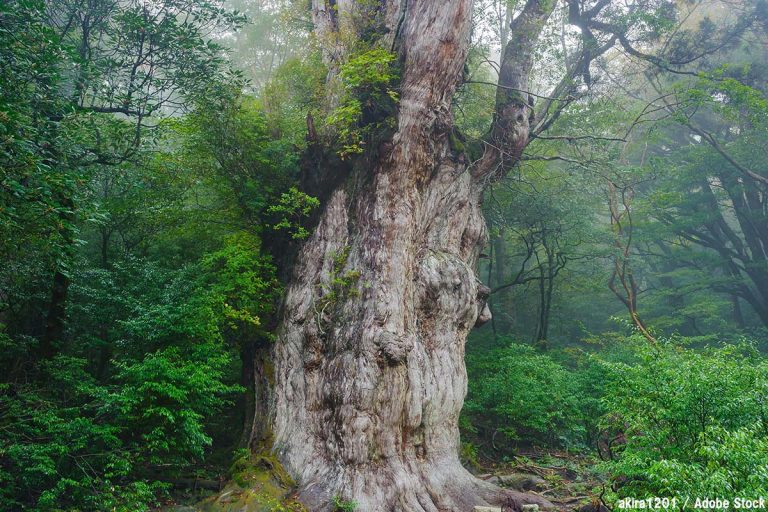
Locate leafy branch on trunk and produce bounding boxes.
[326,47,400,158]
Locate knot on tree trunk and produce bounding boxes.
[494,102,531,162]
[474,282,492,327]
[375,329,413,365]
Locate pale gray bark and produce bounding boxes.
[269,1,556,510]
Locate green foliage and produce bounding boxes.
[327,48,399,158]
[464,340,600,448]
[0,239,273,509]
[262,53,327,146]
[324,247,362,300]
[113,346,239,465]
[326,99,367,158]
[459,441,481,470]
[454,50,497,141]
[201,233,281,333]
[0,354,167,512]
[338,48,399,93]
[183,90,302,226]
[465,332,768,501]
[268,187,321,240]
[332,495,358,512]
[1,1,305,507]
[0,0,83,272]
[312,247,362,333]
[599,338,768,501]
[0,0,248,282]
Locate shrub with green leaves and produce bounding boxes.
[0,355,165,512]
[463,340,594,448]
[0,235,281,511]
[599,338,768,501]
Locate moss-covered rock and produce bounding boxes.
[191,454,307,512]
[195,485,306,512]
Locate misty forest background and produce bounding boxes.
[2,0,768,510]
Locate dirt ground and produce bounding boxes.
[474,448,609,512]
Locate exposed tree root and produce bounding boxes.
[292,460,555,512]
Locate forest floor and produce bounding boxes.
[474,448,607,512]
[160,448,606,511]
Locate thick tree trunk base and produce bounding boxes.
[295,459,553,512]
[267,175,551,512]
[195,464,553,512]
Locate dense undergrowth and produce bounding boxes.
[0,240,277,511]
[462,332,768,505]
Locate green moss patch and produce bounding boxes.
[194,454,306,512]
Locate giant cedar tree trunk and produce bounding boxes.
[270,1,554,510]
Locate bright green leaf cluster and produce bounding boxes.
[327,48,400,159]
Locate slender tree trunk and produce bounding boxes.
[534,254,546,343]
[492,228,511,334]
[100,228,110,269]
[41,270,69,359]
[41,180,75,360]
[732,294,745,329]
[269,1,555,510]
[535,248,555,348]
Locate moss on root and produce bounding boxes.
[193,454,307,512]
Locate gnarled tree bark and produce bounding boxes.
[268,1,556,510]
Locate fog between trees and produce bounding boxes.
[1,0,767,511]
